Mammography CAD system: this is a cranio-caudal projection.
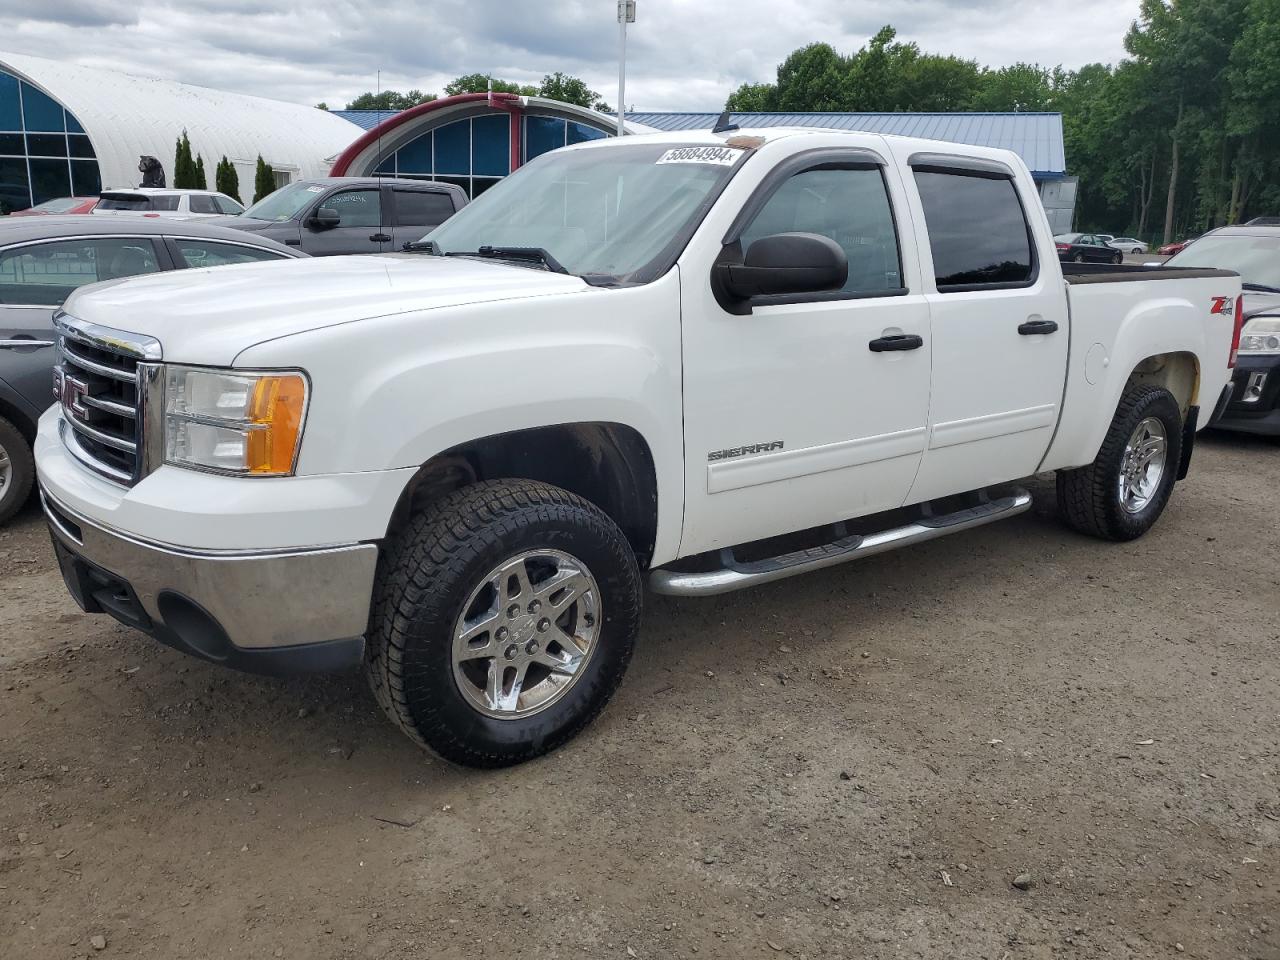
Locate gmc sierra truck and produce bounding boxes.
[35,128,1243,767]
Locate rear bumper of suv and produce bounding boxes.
[43,489,377,675]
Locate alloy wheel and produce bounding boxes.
[1118,416,1167,514]
[451,549,602,719]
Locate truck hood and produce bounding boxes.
[61,254,590,365]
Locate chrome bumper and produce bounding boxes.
[42,490,378,674]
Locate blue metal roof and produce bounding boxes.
[332,109,402,131]
[624,111,1066,177]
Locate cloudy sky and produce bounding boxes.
[0,0,1144,112]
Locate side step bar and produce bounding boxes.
[649,488,1032,597]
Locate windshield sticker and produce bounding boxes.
[656,146,740,166]
[306,186,325,192]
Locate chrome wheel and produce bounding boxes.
[451,549,601,719]
[1118,416,1167,514]
[0,441,11,495]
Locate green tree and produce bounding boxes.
[538,72,601,107]
[315,102,329,110]
[973,63,1054,111]
[345,89,436,110]
[444,73,538,97]
[215,156,241,205]
[253,155,275,204]
[194,154,206,190]
[173,131,197,188]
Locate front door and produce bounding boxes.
[302,188,387,256]
[678,151,933,556]
[891,153,1070,504]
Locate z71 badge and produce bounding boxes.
[707,441,784,462]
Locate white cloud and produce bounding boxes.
[0,0,1143,112]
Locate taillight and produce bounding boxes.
[1229,294,1245,368]
[1055,243,1069,251]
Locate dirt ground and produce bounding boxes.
[2,433,1277,960]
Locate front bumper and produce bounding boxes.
[1211,355,1280,436]
[43,490,378,675]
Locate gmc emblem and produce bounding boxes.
[60,374,89,420]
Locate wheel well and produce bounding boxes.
[1125,352,1199,418]
[0,395,37,443]
[387,423,660,565]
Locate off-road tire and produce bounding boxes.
[1056,384,1183,541]
[366,479,642,767]
[0,417,34,526]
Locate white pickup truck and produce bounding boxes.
[36,128,1242,767]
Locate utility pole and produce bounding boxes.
[617,0,636,135]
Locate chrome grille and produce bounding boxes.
[53,316,162,486]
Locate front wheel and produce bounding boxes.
[1112,251,1124,265]
[1072,252,1085,263]
[1056,384,1183,541]
[366,479,642,767]
[0,416,34,526]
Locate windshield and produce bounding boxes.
[33,197,85,213]
[424,142,746,282]
[1166,233,1280,289]
[243,182,324,222]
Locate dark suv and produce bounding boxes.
[218,178,467,256]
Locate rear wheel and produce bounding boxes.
[0,417,34,526]
[366,479,642,767]
[1056,384,1183,541]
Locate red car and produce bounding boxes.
[9,196,99,217]
[1157,237,1196,256]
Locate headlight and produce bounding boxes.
[1239,317,1280,356]
[164,366,308,476]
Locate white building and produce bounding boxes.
[0,51,359,211]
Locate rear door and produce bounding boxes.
[300,187,386,255]
[891,151,1069,503]
[387,186,460,249]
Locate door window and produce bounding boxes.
[213,195,244,215]
[187,195,218,215]
[0,238,160,305]
[738,165,903,296]
[393,189,456,228]
[171,240,289,269]
[324,190,381,228]
[914,170,1034,289]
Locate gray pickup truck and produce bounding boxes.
[216,177,468,256]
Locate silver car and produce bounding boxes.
[0,216,302,523]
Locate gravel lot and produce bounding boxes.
[1,432,1277,960]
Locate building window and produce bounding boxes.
[371,112,606,200]
[0,68,101,212]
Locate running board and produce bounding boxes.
[649,488,1032,597]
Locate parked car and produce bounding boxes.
[38,129,1238,766]
[1164,224,1280,437]
[216,178,467,256]
[9,197,99,217]
[92,188,245,219]
[1055,232,1123,264]
[1158,237,1196,256]
[1108,236,1148,254]
[0,217,302,523]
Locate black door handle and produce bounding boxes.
[370,233,392,243]
[869,334,924,353]
[1018,319,1059,336]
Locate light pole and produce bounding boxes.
[617,0,636,135]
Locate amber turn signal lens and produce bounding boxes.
[245,374,307,475]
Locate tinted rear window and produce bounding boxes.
[97,195,149,210]
[393,189,457,228]
[913,171,1034,289]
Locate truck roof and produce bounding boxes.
[566,126,1029,171]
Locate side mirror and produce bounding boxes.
[307,207,341,230]
[716,233,848,301]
